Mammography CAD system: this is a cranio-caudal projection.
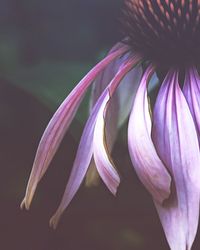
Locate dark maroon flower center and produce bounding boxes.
[123,0,200,68]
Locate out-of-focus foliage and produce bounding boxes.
[0,0,123,123]
[5,62,92,121]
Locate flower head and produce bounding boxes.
[21,1,200,249]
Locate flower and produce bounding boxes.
[21,1,200,249]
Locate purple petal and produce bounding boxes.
[20,45,129,210]
[93,55,141,195]
[49,90,107,229]
[183,67,200,138]
[152,71,200,250]
[128,65,171,204]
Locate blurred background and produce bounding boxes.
[1,1,199,250]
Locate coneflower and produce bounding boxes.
[21,1,200,249]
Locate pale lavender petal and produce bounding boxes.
[49,90,107,229]
[93,93,120,195]
[93,55,141,195]
[148,72,159,92]
[20,45,129,210]
[128,65,171,204]
[183,67,200,137]
[152,71,200,250]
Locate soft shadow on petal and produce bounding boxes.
[183,67,200,138]
[152,71,200,250]
[20,45,129,210]
[93,55,141,195]
[128,65,171,204]
[116,63,142,127]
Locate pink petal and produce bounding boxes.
[93,55,141,195]
[183,67,200,137]
[128,65,171,204]
[20,45,129,210]
[49,90,108,229]
[152,71,200,250]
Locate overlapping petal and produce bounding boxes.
[20,45,129,210]
[50,54,141,228]
[93,55,142,196]
[183,67,200,137]
[128,65,171,204]
[152,71,200,250]
[93,93,120,195]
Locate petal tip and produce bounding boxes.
[109,176,120,196]
[49,212,61,230]
[20,198,30,210]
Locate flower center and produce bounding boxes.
[123,0,200,68]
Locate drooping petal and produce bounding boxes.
[93,55,141,195]
[50,54,141,228]
[128,65,171,204]
[183,67,200,137]
[20,45,129,210]
[152,71,200,250]
[49,90,108,229]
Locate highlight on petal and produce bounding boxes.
[93,55,141,195]
[128,65,171,204]
[20,44,129,210]
[49,90,108,229]
[152,71,200,250]
[183,67,200,137]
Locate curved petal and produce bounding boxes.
[152,71,200,250]
[49,90,108,229]
[87,51,142,186]
[93,55,141,195]
[20,45,129,210]
[183,67,200,138]
[128,65,171,204]
[93,93,120,195]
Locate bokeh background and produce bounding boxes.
[1,1,200,250]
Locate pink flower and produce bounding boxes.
[21,1,200,249]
